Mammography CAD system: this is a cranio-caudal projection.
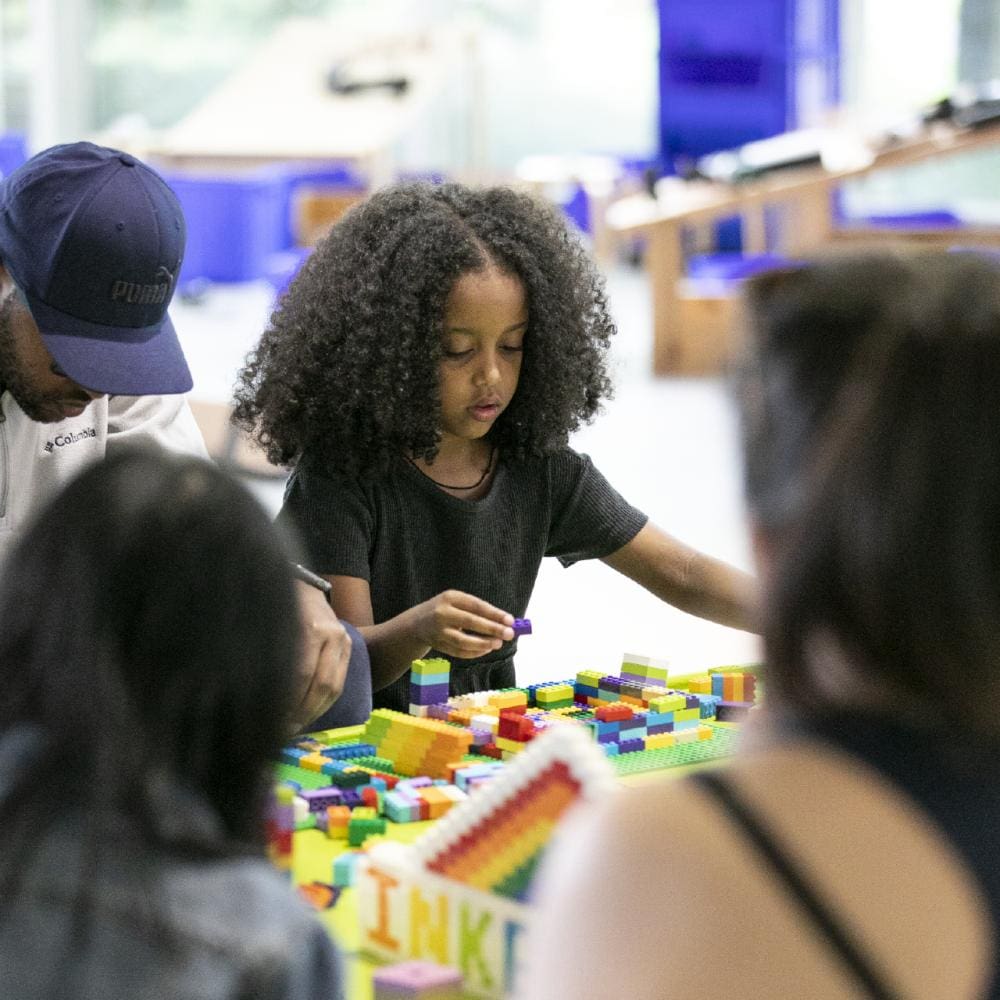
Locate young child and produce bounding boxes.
[520,251,1000,999]
[0,450,344,1000]
[234,182,756,712]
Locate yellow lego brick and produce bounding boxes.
[495,736,527,754]
[490,690,529,709]
[411,656,450,676]
[541,682,574,698]
[644,732,676,749]
[298,752,330,772]
[648,693,686,713]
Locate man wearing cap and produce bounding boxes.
[0,141,369,730]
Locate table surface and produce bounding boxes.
[290,721,742,999]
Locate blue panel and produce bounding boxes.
[656,0,840,175]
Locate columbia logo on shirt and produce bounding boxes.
[44,427,97,453]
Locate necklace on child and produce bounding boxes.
[406,444,496,490]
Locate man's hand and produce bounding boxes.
[291,581,351,732]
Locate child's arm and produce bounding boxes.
[326,575,515,692]
[602,522,759,631]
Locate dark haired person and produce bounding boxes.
[0,141,368,730]
[234,181,757,712]
[0,450,343,999]
[521,251,1000,1000]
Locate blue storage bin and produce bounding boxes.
[163,169,288,284]
[0,132,28,179]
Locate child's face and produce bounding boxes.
[437,265,527,444]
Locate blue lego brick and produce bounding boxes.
[319,742,377,760]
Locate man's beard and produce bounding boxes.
[0,296,88,423]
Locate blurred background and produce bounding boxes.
[2,0,998,684]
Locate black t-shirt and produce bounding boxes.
[279,447,647,710]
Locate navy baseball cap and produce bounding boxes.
[0,141,192,395]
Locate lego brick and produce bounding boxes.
[372,959,463,998]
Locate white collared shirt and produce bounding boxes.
[0,391,208,570]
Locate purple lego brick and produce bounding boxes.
[411,682,450,704]
[512,617,532,636]
[373,959,463,995]
[300,787,345,813]
[341,789,364,809]
[619,738,645,754]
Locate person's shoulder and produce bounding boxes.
[527,742,993,999]
[295,452,402,487]
[508,445,587,477]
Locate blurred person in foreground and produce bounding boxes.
[0,449,344,1000]
[521,250,1000,1000]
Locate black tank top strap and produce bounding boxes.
[691,770,903,1000]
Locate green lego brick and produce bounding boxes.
[494,852,542,901]
[274,762,333,789]
[347,756,397,773]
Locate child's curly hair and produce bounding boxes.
[233,182,617,475]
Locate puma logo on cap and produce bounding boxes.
[109,266,174,306]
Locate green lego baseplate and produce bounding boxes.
[607,722,741,776]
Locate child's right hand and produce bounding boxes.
[413,589,515,659]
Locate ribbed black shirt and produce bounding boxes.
[278,447,647,711]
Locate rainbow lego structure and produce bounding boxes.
[356,723,615,998]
